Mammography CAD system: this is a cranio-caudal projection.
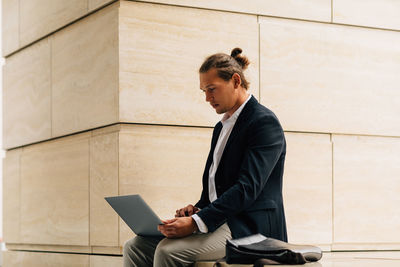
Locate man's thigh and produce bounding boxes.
[154,223,231,265]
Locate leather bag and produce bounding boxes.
[224,234,322,265]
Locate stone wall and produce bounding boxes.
[2,0,400,265]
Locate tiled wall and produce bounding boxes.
[1,0,116,56]
[2,0,400,265]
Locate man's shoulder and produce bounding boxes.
[246,98,279,122]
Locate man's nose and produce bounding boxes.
[205,92,212,102]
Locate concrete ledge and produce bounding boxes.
[195,251,400,266]
[195,262,251,267]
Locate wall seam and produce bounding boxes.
[50,35,53,138]
[5,124,400,151]
[117,130,120,247]
[88,138,91,248]
[258,15,261,102]
[18,149,22,244]
[331,133,335,247]
[18,0,21,48]
[116,2,120,123]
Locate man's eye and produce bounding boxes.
[209,88,215,92]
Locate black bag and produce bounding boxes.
[224,234,322,265]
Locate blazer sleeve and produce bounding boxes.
[195,114,285,232]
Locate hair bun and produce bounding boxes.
[231,47,243,58]
[230,47,250,70]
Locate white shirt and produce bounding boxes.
[192,95,251,233]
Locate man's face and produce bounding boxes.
[200,68,237,115]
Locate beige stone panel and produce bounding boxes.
[119,124,211,245]
[90,255,122,267]
[19,0,87,47]
[119,1,259,127]
[90,131,119,246]
[20,132,90,245]
[89,0,117,11]
[2,0,19,56]
[140,0,331,22]
[185,251,400,267]
[91,246,122,255]
[3,38,51,149]
[333,0,400,30]
[259,17,400,137]
[332,242,400,251]
[323,251,400,260]
[3,148,22,243]
[3,250,22,267]
[283,132,332,246]
[333,134,400,247]
[52,2,119,137]
[3,250,89,267]
[5,244,91,253]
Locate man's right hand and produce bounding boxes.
[175,204,199,217]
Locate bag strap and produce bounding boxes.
[213,256,226,267]
[253,258,281,266]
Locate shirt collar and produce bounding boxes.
[221,94,252,126]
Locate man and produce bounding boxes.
[123,48,287,267]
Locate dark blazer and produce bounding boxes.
[195,96,288,241]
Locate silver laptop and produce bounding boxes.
[105,194,164,237]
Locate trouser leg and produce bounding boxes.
[153,223,231,267]
[123,235,163,267]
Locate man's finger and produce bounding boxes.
[187,205,193,214]
[179,209,186,217]
[162,218,176,224]
[165,228,176,236]
[162,222,179,232]
[175,208,183,217]
[187,205,195,216]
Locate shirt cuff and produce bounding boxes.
[191,214,208,233]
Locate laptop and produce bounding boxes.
[105,194,164,237]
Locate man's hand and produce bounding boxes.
[158,217,198,238]
[175,204,199,217]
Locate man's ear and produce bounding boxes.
[232,73,241,88]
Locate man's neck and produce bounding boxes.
[226,92,250,117]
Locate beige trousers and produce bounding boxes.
[123,223,231,267]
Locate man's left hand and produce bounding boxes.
[158,217,198,238]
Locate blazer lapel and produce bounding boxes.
[204,122,223,176]
[211,122,223,151]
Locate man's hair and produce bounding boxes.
[199,48,250,90]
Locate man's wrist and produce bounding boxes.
[191,217,199,233]
[191,214,209,233]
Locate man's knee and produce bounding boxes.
[155,239,173,257]
[123,236,147,255]
[154,238,186,263]
[123,237,136,255]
